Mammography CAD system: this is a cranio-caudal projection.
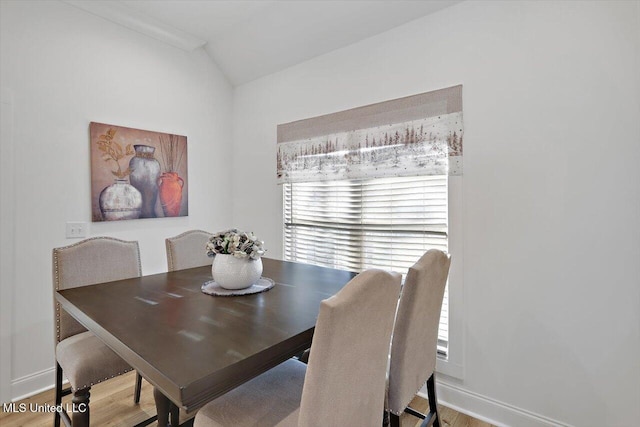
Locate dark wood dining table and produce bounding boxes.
[55,257,356,426]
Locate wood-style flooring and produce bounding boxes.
[0,371,494,427]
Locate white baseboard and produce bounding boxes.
[420,380,573,427]
[11,367,56,402]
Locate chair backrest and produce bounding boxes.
[53,237,141,343]
[298,269,402,426]
[387,249,451,415]
[165,230,213,271]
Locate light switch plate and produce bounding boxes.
[65,222,88,239]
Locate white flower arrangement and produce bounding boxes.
[206,229,265,261]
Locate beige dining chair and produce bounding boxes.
[386,249,452,427]
[53,237,145,427]
[194,268,402,427]
[165,229,213,271]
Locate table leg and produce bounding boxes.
[71,388,90,427]
[153,387,171,427]
[170,404,180,426]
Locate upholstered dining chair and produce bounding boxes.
[386,249,452,427]
[53,237,145,427]
[165,229,213,271]
[194,268,402,427]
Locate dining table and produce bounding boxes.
[55,257,356,427]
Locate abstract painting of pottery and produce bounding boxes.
[90,122,188,222]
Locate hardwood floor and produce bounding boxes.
[0,371,493,427]
[403,396,495,427]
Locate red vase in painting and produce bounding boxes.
[158,172,184,217]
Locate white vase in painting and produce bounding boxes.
[98,179,142,221]
[212,254,263,290]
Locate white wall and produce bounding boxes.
[232,1,640,426]
[0,0,234,400]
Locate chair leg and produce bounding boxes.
[134,371,143,404]
[427,373,440,427]
[54,363,63,427]
[298,348,310,364]
[389,412,401,427]
[71,387,90,427]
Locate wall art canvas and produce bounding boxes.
[90,122,188,222]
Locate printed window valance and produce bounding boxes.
[276,85,463,184]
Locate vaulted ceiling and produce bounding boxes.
[66,1,462,86]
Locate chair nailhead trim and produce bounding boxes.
[167,241,175,271]
[73,368,133,391]
[54,248,61,343]
[387,379,430,416]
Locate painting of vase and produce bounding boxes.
[158,172,184,217]
[90,122,188,222]
[129,145,161,218]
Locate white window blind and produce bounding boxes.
[283,175,449,354]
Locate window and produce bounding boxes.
[283,174,449,355]
[277,86,463,373]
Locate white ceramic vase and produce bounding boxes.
[212,254,263,290]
